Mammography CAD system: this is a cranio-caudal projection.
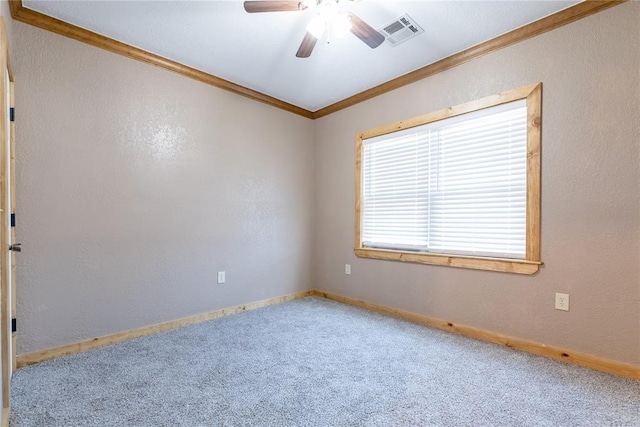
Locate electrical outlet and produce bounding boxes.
[555,293,569,311]
[217,271,226,284]
[345,264,351,275]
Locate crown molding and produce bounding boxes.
[312,0,624,118]
[8,0,315,119]
[9,0,624,120]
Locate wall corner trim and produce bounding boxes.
[310,290,640,380]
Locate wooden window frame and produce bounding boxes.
[354,83,542,275]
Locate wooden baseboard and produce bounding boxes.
[16,288,640,380]
[16,290,313,368]
[311,290,640,380]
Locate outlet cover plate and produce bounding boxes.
[217,271,226,284]
[555,293,569,311]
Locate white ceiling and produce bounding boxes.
[23,0,580,112]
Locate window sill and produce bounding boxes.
[354,248,542,275]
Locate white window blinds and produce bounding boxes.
[361,100,527,259]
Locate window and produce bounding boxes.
[355,84,542,274]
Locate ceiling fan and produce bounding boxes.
[243,0,385,58]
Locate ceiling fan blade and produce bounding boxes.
[243,1,307,13]
[296,32,318,58]
[346,12,385,49]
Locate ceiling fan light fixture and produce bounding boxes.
[244,0,382,58]
[306,1,351,41]
[331,13,352,38]
[307,15,326,39]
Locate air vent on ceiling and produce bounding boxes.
[379,14,424,47]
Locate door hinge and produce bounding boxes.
[10,213,15,227]
[9,107,14,122]
[11,318,16,333]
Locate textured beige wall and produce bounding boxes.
[10,2,640,367]
[313,3,640,365]
[14,23,314,354]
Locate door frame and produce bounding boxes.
[0,15,14,422]
[9,74,15,377]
